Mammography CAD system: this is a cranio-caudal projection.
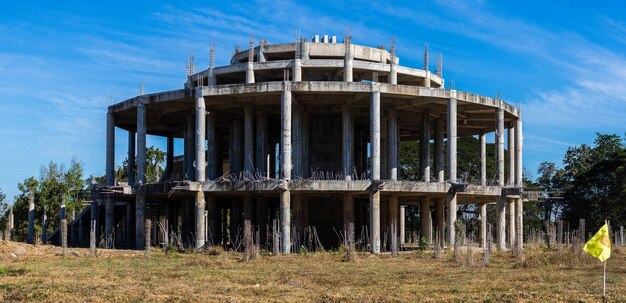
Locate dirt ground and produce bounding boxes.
[0,241,624,302]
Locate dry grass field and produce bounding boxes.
[0,241,624,302]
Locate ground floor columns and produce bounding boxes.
[420,197,432,243]
[480,203,487,248]
[135,193,145,249]
[280,87,292,254]
[27,192,34,244]
[434,118,444,182]
[497,194,506,251]
[388,195,399,248]
[343,195,355,243]
[105,194,114,247]
[206,196,217,245]
[516,198,523,253]
[243,195,253,251]
[508,200,516,249]
[194,191,206,250]
[280,188,291,253]
[128,131,136,186]
[399,205,405,244]
[435,198,445,245]
[447,191,457,246]
[369,190,381,253]
[369,89,381,253]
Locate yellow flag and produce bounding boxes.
[583,222,611,262]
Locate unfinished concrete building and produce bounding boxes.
[91,34,524,253]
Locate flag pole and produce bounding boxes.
[603,260,607,303]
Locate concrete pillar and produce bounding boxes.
[423,73,431,87]
[508,126,515,185]
[480,203,487,248]
[106,112,115,186]
[369,190,381,253]
[497,194,506,251]
[255,111,268,177]
[370,91,381,180]
[206,111,217,180]
[343,195,355,243]
[128,131,136,186]
[480,130,486,186]
[420,197,432,243]
[60,199,67,248]
[281,89,292,180]
[126,201,134,248]
[244,106,254,175]
[516,198,523,252]
[435,198,445,244]
[388,195,399,248]
[186,117,196,180]
[421,112,431,182]
[135,193,145,249]
[246,62,255,84]
[280,188,291,253]
[293,59,302,82]
[243,195,253,250]
[230,119,243,176]
[196,93,206,182]
[342,104,353,180]
[166,136,174,180]
[206,196,217,245]
[496,108,505,187]
[41,206,47,244]
[8,206,14,240]
[388,109,398,180]
[389,60,397,85]
[194,191,206,249]
[447,190,457,247]
[292,100,302,178]
[434,118,444,182]
[137,100,147,185]
[447,96,457,182]
[344,51,353,82]
[302,109,309,178]
[515,117,523,187]
[27,191,34,244]
[508,200,516,248]
[399,205,406,243]
[105,195,114,246]
[292,195,308,246]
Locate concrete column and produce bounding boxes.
[194,191,206,249]
[206,111,217,180]
[230,119,243,176]
[292,100,302,178]
[435,198,445,244]
[166,136,174,180]
[423,72,431,87]
[447,190,457,247]
[246,62,255,84]
[421,112,431,182]
[243,195,253,250]
[497,194,506,251]
[302,110,309,178]
[8,206,13,240]
[388,109,398,180]
[106,112,115,186]
[105,195,114,246]
[293,59,302,82]
[508,126,515,185]
[60,198,67,247]
[369,190,381,253]
[370,91,381,180]
[480,130,486,186]
[41,206,47,244]
[186,117,196,180]
[388,196,399,247]
[447,97,457,182]
[434,118,444,182]
[342,104,353,180]
[135,193,145,249]
[281,89,292,180]
[399,205,406,243]
[515,117,523,187]
[496,108,505,187]
[137,101,147,185]
[343,195,355,243]
[344,54,353,82]
[196,94,206,182]
[128,131,136,186]
[280,188,291,253]
[255,111,268,177]
[126,201,134,248]
[206,196,217,245]
[244,106,254,175]
[508,200,516,248]
[516,198,523,252]
[480,203,487,248]
[420,197,432,243]
[27,191,34,244]
[389,61,397,85]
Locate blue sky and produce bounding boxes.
[1,0,625,200]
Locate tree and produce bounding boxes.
[115,146,166,184]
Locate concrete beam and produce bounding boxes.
[293,59,302,82]
[516,198,523,253]
[137,101,147,184]
[343,195,355,244]
[105,195,114,247]
[230,119,243,176]
[246,62,255,84]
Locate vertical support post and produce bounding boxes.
[206,111,217,180]
[186,117,196,180]
[293,59,302,82]
[369,190,381,253]
[243,195,253,251]
[280,189,291,253]
[128,131,136,185]
[106,112,115,186]
[231,119,243,176]
[41,206,47,244]
[508,126,515,185]
[342,104,353,180]
[508,200,516,249]
[244,106,254,176]
[370,90,381,253]
[166,136,173,180]
[246,62,255,84]
[480,130,486,186]
[27,191,35,244]
[496,108,505,187]
[292,100,302,178]
[516,198,523,255]
[399,205,406,244]
[447,96,457,182]
[105,195,114,248]
[421,112,431,182]
[480,203,487,248]
[135,193,145,250]
[434,118,444,182]
[435,198,445,245]
[388,109,398,180]
[515,117,523,187]
[255,111,268,177]
[344,37,353,82]
[447,190,457,247]
[8,206,14,240]
[126,202,134,248]
[343,195,355,244]
[206,196,217,246]
[420,197,432,243]
[280,86,292,254]
[196,92,206,182]
[194,191,206,250]
[497,194,506,251]
[137,100,147,185]
[388,195,399,249]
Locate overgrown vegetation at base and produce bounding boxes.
[0,242,624,302]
